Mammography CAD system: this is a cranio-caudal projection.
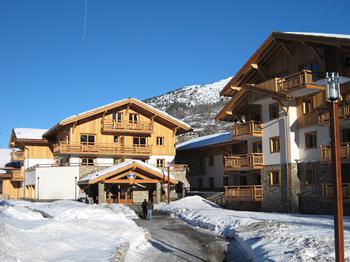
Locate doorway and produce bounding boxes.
[118,184,133,204]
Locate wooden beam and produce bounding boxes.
[243,84,292,101]
[278,41,293,57]
[302,41,323,62]
[105,179,160,184]
[230,86,241,91]
[250,63,259,70]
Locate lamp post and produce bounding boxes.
[326,72,344,262]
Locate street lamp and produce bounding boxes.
[326,72,344,262]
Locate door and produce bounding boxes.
[118,184,133,204]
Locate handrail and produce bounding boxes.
[101,119,153,132]
[224,185,263,201]
[322,183,350,201]
[232,121,263,137]
[320,143,350,161]
[319,103,350,123]
[224,153,263,169]
[54,141,152,156]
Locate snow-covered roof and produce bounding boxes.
[0,148,12,167]
[45,98,191,136]
[176,132,232,151]
[13,128,47,140]
[79,159,175,183]
[283,32,350,40]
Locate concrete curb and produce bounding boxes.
[112,241,130,262]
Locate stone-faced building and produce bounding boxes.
[216,32,350,214]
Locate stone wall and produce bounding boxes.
[261,163,300,213]
[133,190,149,203]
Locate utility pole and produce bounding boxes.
[326,72,344,262]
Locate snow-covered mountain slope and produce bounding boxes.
[144,77,232,141]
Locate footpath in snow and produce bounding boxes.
[0,200,148,261]
[156,196,350,261]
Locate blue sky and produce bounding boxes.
[1,0,349,146]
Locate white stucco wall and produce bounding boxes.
[204,154,225,188]
[297,125,330,162]
[24,158,55,169]
[25,166,80,200]
[148,155,175,165]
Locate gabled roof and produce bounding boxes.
[79,159,177,184]
[9,128,48,147]
[220,31,350,97]
[44,98,191,136]
[176,132,233,151]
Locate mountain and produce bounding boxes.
[144,77,233,142]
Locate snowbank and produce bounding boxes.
[156,196,350,261]
[0,200,148,261]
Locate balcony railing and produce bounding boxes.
[320,143,350,161]
[11,169,24,181]
[258,70,320,93]
[54,142,152,156]
[101,119,153,133]
[11,150,25,161]
[225,185,263,201]
[154,164,188,172]
[232,121,262,138]
[319,103,350,124]
[322,183,350,202]
[225,153,263,170]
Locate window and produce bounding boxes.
[302,98,314,114]
[129,113,139,123]
[223,176,230,186]
[305,132,317,149]
[80,134,95,145]
[345,57,350,68]
[239,176,247,185]
[0,180,2,194]
[270,137,280,153]
[269,170,280,186]
[305,168,315,185]
[209,177,215,189]
[133,137,146,146]
[113,112,123,122]
[269,103,279,120]
[114,135,119,143]
[156,137,164,146]
[197,178,203,189]
[208,156,214,167]
[252,141,263,153]
[114,158,123,165]
[156,159,165,168]
[81,158,95,166]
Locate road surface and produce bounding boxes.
[134,214,252,262]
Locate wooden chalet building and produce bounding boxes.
[8,98,192,203]
[215,32,350,214]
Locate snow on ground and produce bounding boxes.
[156,196,350,261]
[0,200,148,261]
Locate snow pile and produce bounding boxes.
[108,203,138,219]
[0,200,148,261]
[156,196,350,261]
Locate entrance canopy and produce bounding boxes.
[78,160,178,185]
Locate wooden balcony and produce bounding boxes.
[11,150,25,161]
[320,143,350,162]
[322,183,350,202]
[232,121,262,139]
[258,70,322,93]
[53,142,152,157]
[11,169,24,181]
[319,103,350,124]
[224,185,263,201]
[101,119,153,134]
[155,164,188,172]
[224,153,263,171]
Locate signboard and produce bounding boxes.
[127,172,136,180]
